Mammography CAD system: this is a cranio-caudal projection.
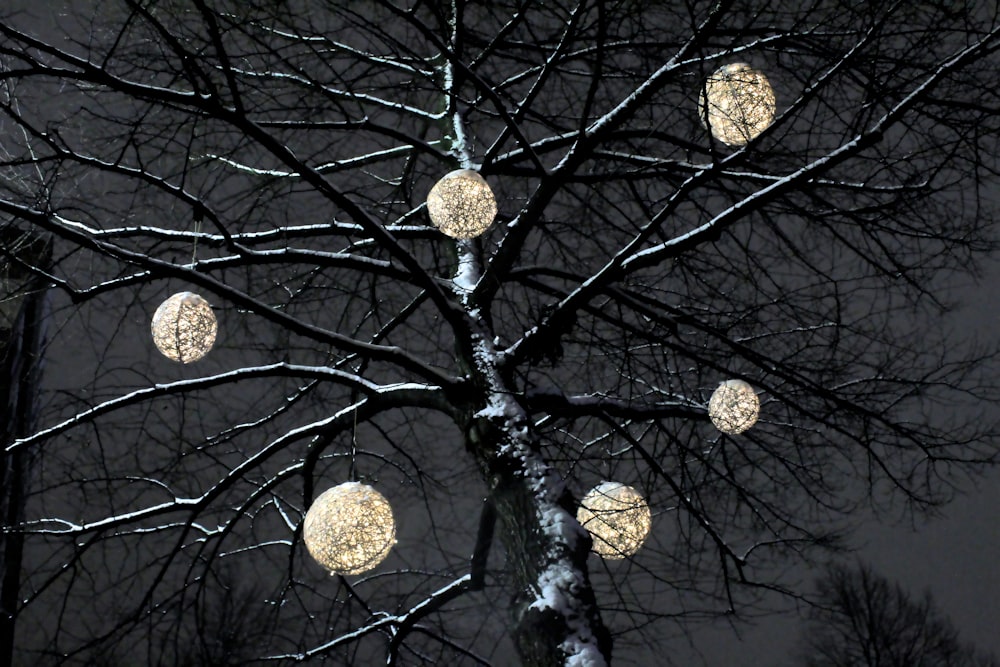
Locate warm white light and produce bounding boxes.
[303,481,396,576]
[577,481,652,559]
[708,379,760,434]
[150,291,218,363]
[426,169,497,239]
[699,63,776,146]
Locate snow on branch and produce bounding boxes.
[5,364,444,453]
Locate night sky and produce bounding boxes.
[3,2,1000,666]
[682,260,1000,665]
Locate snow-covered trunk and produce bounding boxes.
[455,293,611,666]
[473,424,611,667]
[442,7,608,656]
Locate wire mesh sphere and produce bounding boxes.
[708,379,760,434]
[699,63,776,146]
[150,291,218,363]
[426,169,498,239]
[577,481,652,560]
[303,481,396,576]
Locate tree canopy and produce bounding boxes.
[1,1,999,665]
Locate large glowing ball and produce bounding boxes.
[303,482,396,575]
[699,63,776,146]
[426,169,497,239]
[150,291,218,363]
[708,379,760,434]
[577,481,652,559]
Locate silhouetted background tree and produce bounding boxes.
[1,1,999,665]
[0,229,50,663]
[800,563,1000,667]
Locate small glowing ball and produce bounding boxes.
[708,379,760,434]
[303,481,396,576]
[699,63,776,146]
[577,481,652,559]
[426,169,497,239]
[150,291,218,363]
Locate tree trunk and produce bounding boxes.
[0,288,48,664]
[462,333,612,666]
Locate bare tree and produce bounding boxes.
[801,563,1000,667]
[1,1,999,665]
[1,229,50,663]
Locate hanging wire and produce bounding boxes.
[349,401,359,482]
[191,216,203,266]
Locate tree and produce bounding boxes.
[1,1,999,665]
[0,229,50,663]
[801,563,1000,667]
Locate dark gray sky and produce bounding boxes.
[674,258,1000,665]
[690,468,1000,665]
[3,3,999,665]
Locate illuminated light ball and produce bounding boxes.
[708,379,760,434]
[150,291,218,363]
[303,481,396,576]
[577,481,652,560]
[426,169,498,239]
[699,63,776,146]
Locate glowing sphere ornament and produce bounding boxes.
[577,481,652,559]
[708,379,760,434]
[303,481,396,576]
[150,291,218,363]
[699,63,776,146]
[426,169,497,239]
